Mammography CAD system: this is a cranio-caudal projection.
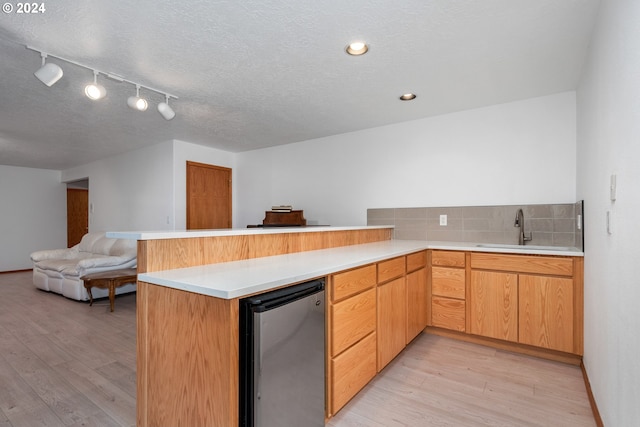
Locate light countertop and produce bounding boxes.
[107,225,393,240]
[138,239,583,300]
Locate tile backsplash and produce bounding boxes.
[368,201,584,250]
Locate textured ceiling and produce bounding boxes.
[0,0,600,170]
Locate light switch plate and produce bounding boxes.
[439,214,447,226]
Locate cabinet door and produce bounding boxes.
[406,267,427,343]
[330,288,376,357]
[470,270,518,342]
[431,296,465,332]
[330,332,377,415]
[432,266,465,299]
[331,264,376,302]
[519,274,574,353]
[377,277,406,371]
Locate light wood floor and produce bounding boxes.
[0,271,595,427]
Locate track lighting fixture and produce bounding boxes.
[127,85,148,111]
[85,71,107,100]
[34,52,64,87]
[27,46,178,120]
[157,95,176,120]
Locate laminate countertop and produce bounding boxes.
[107,225,393,240]
[137,239,583,300]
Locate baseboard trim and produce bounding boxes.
[581,361,604,427]
[425,327,582,365]
[0,269,31,274]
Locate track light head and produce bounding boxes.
[85,70,106,100]
[157,95,175,120]
[128,96,148,111]
[34,53,63,87]
[127,85,148,111]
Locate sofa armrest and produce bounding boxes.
[30,248,77,262]
[77,256,136,270]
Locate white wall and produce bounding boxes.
[0,166,66,271]
[61,141,174,231]
[172,140,237,229]
[576,0,640,425]
[236,92,577,227]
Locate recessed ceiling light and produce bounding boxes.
[399,93,417,101]
[346,41,369,56]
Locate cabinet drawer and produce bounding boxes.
[431,296,465,332]
[331,264,376,302]
[331,331,377,414]
[431,250,466,268]
[470,253,573,277]
[432,267,465,299]
[407,251,427,273]
[330,288,376,357]
[378,256,406,283]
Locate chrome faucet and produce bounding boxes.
[514,209,533,245]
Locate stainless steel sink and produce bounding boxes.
[475,243,575,251]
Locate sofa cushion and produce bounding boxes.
[77,232,107,252]
[109,238,137,257]
[31,247,78,262]
[88,236,118,255]
[36,253,98,272]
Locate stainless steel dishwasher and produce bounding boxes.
[239,278,325,427]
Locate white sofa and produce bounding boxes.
[31,232,137,301]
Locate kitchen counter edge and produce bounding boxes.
[107,225,393,240]
[137,240,583,300]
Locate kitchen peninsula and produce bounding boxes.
[110,225,398,427]
[108,226,584,427]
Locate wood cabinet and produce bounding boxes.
[430,250,466,331]
[376,256,406,371]
[470,252,582,354]
[331,331,377,414]
[406,251,428,343]
[518,274,574,353]
[327,264,377,416]
[469,270,518,341]
[377,276,406,371]
[328,250,429,416]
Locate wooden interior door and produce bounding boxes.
[67,188,88,247]
[186,161,232,229]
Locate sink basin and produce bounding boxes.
[475,244,575,251]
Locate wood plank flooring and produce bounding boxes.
[0,271,595,426]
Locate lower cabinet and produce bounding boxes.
[519,274,574,353]
[377,277,406,371]
[468,252,582,355]
[406,266,427,343]
[330,331,377,413]
[430,250,467,331]
[328,265,376,416]
[469,270,518,342]
[327,250,428,418]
